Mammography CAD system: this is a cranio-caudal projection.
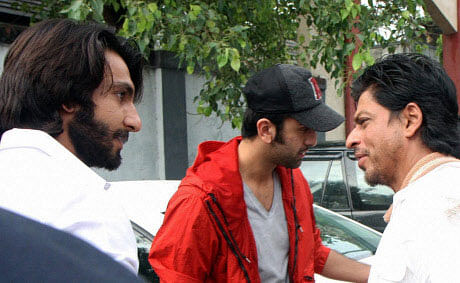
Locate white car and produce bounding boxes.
[108,180,381,282]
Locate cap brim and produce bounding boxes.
[291,103,344,132]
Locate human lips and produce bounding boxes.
[113,131,129,148]
[298,148,309,158]
[354,149,369,169]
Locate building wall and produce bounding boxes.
[185,74,240,165]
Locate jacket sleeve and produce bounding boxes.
[149,188,219,282]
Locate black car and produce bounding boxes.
[300,142,394,232]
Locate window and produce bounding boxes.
[300,160,330,204]
[322,160,349,209]
[350,163,394,210]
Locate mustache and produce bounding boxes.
[113,130,129,144]
[354,148,369,156]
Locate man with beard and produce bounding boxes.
[150,64,370,282]
[346,53,460,282]
[0,19,143,272]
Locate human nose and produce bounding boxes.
[124,103,142,132]
[345,127,359,149]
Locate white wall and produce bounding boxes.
[185,74,240,165]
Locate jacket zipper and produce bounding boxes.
[205,193,252,283]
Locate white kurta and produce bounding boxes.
[369,162,460,282]
[0,128,139,273]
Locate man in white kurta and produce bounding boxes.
[0,129,139,272]
[369,160,460,282]
[346,53,460,282]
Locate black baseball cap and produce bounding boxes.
[243,64,344,132]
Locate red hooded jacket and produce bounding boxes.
[149,137,330,282]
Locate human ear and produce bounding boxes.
[61,103,78,114]
[256,118,276,144]
[402,102,423,138]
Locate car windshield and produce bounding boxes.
[314,205,381,260]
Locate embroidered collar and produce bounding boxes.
[400,152,459,189]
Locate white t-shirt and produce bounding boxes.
[369,162,460,282]
[243,172,290,283]
[0,129,139,273]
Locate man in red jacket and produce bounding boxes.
[149,64,370,282]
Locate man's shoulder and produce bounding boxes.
[412,161,460,196]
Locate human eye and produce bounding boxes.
[356,117,370,128]
[115,91,127,99]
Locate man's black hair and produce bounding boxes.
[241,108,290,143]
[352,53,460,157]
[0,18,144,138]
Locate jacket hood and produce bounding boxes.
[183,136,243,196]
[179,137,246,226]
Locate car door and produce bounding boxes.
[300,150,352,218]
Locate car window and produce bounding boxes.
[350,163,394,210]
[314,206,381,260]
[300,160,330,204]
[131,222,159,283]
[322,160,349,209]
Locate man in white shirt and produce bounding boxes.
[346,53,460,282]
[0,19,143,273]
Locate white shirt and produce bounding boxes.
[0,129,139,273]
[369,162,460,282]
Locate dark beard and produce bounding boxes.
[271,138,303,169]
[68,107,128,171]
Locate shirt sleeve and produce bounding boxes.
[149,188,219,282]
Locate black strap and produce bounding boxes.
[205,198,251,283]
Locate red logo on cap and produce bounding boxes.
[308,77,322,101]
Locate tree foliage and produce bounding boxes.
[19,0,437,128]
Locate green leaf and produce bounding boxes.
[351,6,358,19]
[206,20,215,29]
[121,18,130,34]
[179,36,188,51]
[238,39,246,48]
[402,10,410,20]
[68,0,82,12]
[128,6,136,16]
[204,106,212,116]
[137,18,147,33]
[341,9,349,20]
[189,4,201,21]
[187,62,195,74]
[352,53,363,71]
[230,49,240,72]
[90,0,104,19]
[148,3,158,13]
[217,48,229,69]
